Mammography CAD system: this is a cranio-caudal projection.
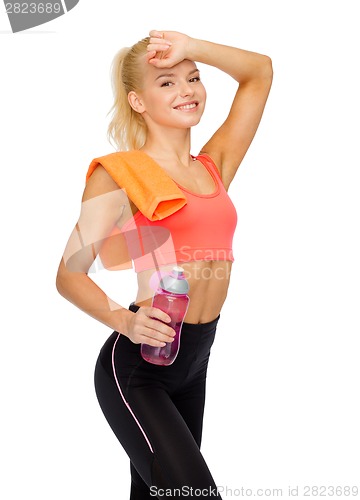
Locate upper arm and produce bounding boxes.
[62,166,134,273]
[201,57,273,189]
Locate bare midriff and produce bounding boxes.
[134,259,232,324]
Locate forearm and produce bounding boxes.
[56,259,133,335]
[187,37,272,84]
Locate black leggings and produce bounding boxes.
[94,303,222,499]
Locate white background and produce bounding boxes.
[1,0,359,498]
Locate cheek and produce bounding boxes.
[200,85,207,103]
[146,90,174,110]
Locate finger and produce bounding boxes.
[146,319,175,339]
[148,57,172,68]
[146,50,156,62]
[146,306,172,324]
[141,336,167,348]
[146,332,174,347]
[149,35,172,44]
[147,42,171,52]
[143,328,175,347]
[136,305,164,319]
[149,29,164,39]
[136,307,175,338]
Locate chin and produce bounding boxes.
[176,113,204,128]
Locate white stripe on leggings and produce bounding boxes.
[111,333,154,453]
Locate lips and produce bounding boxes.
[174,102,198,111]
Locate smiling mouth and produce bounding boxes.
[174,102,198,111]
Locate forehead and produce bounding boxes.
[141,58,198,82]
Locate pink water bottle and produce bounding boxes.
[141,266,190,366]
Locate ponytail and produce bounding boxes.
[107,37,149,151]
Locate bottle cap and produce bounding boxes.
[159,266,189,294]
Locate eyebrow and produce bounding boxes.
[155,68,200,81]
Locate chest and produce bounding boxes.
[161,159,219,196]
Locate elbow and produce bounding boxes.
[254,55,273,93]
[56,256,89,299]
[260,54,273,81]
[56,274,64,298]
[55,259,68,298]
[242,54,273,87]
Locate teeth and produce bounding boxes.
[176,103,197,110]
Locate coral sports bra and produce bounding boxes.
[120,153,237,273]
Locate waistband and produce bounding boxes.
[129,302,220,334]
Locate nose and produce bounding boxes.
[179,80,194,98]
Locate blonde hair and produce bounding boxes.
[107,37,149,151]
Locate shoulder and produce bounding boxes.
[84,151,141,211]
[83,163,139,216]
[197,152,222,174]
[83,164,120,202]
[197,151,225,185]
[198,149,236,191]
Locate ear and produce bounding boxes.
[128,91,145,113]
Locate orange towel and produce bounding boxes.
[86,150,187,221]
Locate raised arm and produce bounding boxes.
[147,30,273,189]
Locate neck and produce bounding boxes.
[141,128,193,167]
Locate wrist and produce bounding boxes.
[186,37,214,65]
[113,307,134,336]
[186,36,199,61]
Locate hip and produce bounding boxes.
[97,303,220,395]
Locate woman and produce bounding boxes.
[56,30,272,499]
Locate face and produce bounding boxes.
[131,58,207,130]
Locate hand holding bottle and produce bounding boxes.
[125,306,176,348]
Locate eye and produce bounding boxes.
[189,76,201,83]
[160,81,174,87]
